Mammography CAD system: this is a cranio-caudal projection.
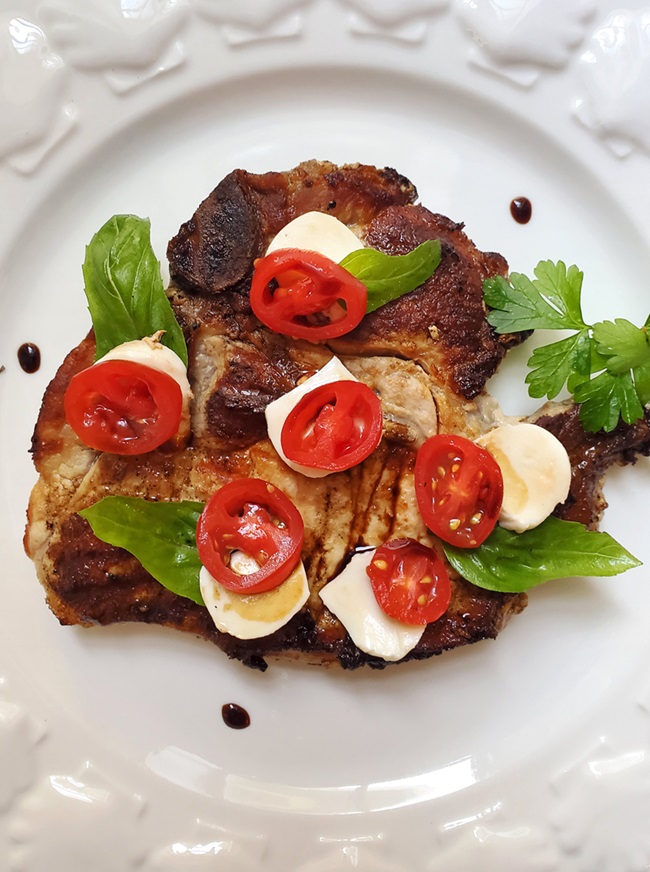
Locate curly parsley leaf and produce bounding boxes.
[526,330,592,400]
[634,359,650,406]
[574,370,644,432]
[80,496,204,605]
[484,259,650,432]
[443,516,641,593]
[592,319,650,374]
[340,240,441,313]
[484,261,587,333]
[83,215,188,365]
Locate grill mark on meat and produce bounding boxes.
[204,351,289,447]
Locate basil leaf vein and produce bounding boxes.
[443,516,641,593]
[80,496,204,605]
[340,239,441,313]
[83,215,188,365]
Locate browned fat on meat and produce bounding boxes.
[24,161,650,670]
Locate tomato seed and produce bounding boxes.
[437,466,446,478]
[420,576,432,585]
[417,595,427,606]
[451,463,460,473]
[373,558,388,570]
[469,512,483,525]
[448,518,461,531]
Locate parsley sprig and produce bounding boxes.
[484,261,650,432]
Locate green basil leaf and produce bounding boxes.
[340,240,441,313]
[443,516,641,593]
[79,496,204,605]
[83,215,188,365]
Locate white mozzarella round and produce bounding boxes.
[319,550,425,662]
[266,211,364,263]
[476,422,572,533]
[200,561,309,640]
[97,336,190,399]
[265,356,359,478]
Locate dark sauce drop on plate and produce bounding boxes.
[510,197,532,225]
[18,343,41,373]
[222,702,250,730]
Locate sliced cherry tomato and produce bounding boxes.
[196,478,304,594]
[249,248,368,341]
[281,380,383,472]
[366,538,451,625]
[414,434,503,548]
[64,359,182,455]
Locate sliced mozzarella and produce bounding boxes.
[200,561,309,640]
[319,550,425,662]
[97,335,192,439]
[97,335,190,397]
[266,211,363,262]
[265,356,359,478]
[476,422,572,533]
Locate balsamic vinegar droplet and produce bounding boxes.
[510,197,532,225]
[18,343,41,373]
[222,702,250,730]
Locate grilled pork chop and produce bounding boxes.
[25,161,650,670]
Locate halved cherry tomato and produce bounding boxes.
[249,248,368,341]
[64,359,182,455]
[196,478,304,594]
[414,434,503,548]
[366,538,451,625]
[281,381,383,472]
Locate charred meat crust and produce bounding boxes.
[167,161,418,298]
[169,163,525,406]
[335,206,514,398]
[535,404,650,528]
[45,513,526,671]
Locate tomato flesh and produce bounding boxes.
[64,358,183,455]
[367,538,451,625]
[281,380,383,472]
[249,248,368,341]
[414,434,503,548]
[196,478,304,594]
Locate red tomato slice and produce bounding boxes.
[280,380,383,472]
[64,358,183,455]
[366,538,451,625]
[414,434,503,548]
[249,248,368,341]
[196,478,304,594]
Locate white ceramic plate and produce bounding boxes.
[3,1,650,869]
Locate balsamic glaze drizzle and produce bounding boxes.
[18,343,41,373]
[510,197,532,225]
[222,702,251,730]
